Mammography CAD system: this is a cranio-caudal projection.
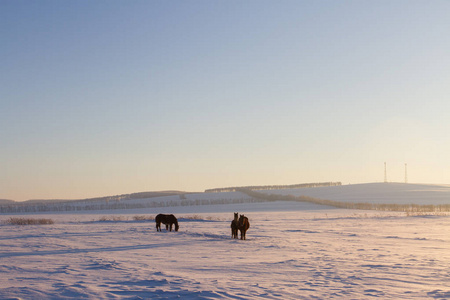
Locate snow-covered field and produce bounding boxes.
[1,183,450,299]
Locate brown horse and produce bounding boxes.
[155,214,179,232]
[238,214,250,240]
[230,212,239,239]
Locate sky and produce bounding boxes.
[1,1,450,201]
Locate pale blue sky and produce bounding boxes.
[1,1,450,200]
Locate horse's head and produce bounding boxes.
[175,222,179,231]
[239,214,245,224]
[234,212,238,222]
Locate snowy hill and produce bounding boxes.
[2,182,450,214]
[262,182,450,205]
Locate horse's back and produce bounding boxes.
[156,214,173,221]
[166,214,177,223]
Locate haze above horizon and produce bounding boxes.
[2,1,450,201]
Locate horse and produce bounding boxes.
[230,212,239,239]
[238,214,250,240]
[155,214,179,232]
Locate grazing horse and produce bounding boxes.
[230,212,239,239]
[238,214,250,240]
[155,214,179,232]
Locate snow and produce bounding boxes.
[1,183,450,299]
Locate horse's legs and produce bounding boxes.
[156,222,160,231]
[169,223,173,231]
[240,229,246,240]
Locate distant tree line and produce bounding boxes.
[0,199,15,205]
[205,182,341,193]
[0,196,258,214]
[0,191,188,213]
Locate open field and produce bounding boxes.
[1,199,450,299]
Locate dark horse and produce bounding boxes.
[155,214,179,232]
[238,214,250,240]
[230,212,239,239]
